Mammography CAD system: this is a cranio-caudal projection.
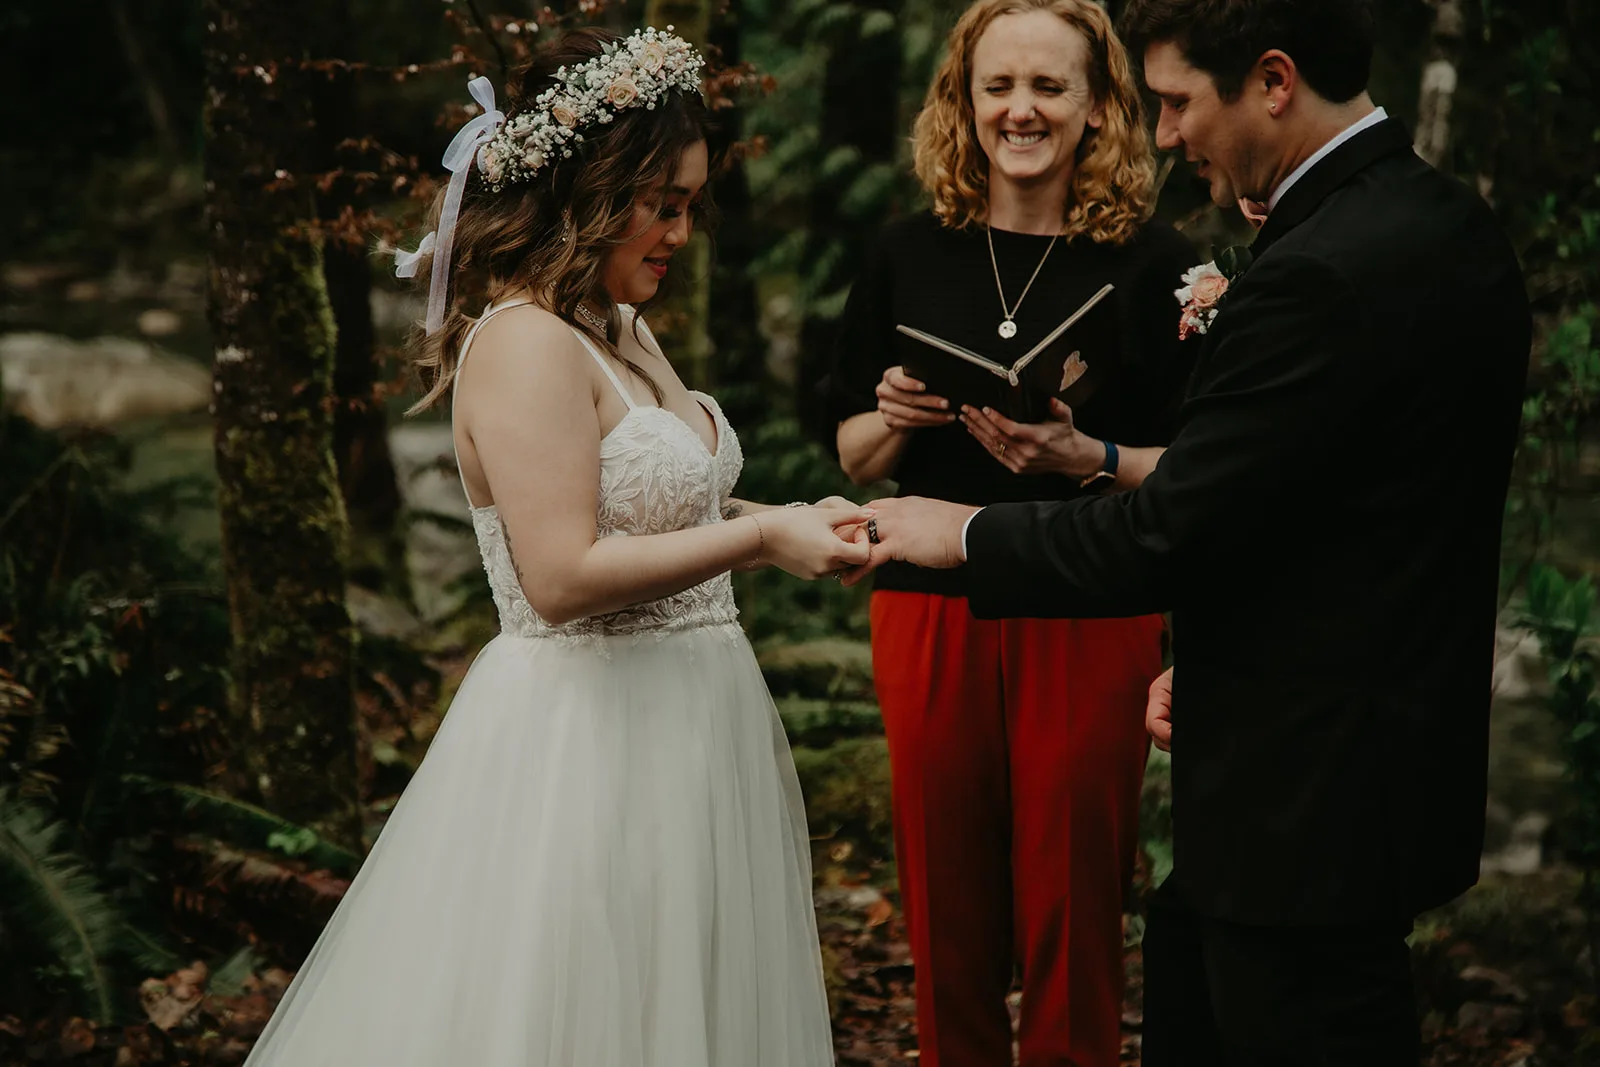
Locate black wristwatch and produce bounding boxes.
[1078,439,1119,491]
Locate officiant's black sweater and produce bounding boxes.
[825,211,1197,597]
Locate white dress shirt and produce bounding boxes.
[1267,107,1388,212]
[956,107,1390,562]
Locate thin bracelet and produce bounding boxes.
[748,513,766,568]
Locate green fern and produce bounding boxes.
[0,788,122,1021]
[209,945,265,997]
[124,777,361,875]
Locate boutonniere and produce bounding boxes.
[1175,245,1253,340]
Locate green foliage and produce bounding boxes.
[1516,565,1600,994]
[0,412,240,1017]
[124,778,362,877]
[1139,750,1174,892]
[1504,304,1600,587]
[730,416,874,643]
[792,736,894,851]
[0,788,129,1022]
[1520,567,1600,874]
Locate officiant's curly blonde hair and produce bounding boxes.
[913,0,1156,244]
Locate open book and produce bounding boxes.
[895,283,1116,423]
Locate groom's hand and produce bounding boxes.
[838,497,978,587]
[1147,667,1174,752]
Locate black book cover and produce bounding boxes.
[896,283,1116,423]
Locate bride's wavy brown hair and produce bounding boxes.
[405,27,714,413]
[912,0,1156,243]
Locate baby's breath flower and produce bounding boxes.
[476,26,704,190]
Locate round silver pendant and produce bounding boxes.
[998,319,1018,339]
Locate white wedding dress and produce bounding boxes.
[242,301,835,1066]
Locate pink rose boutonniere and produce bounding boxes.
[1175,245,1253,340]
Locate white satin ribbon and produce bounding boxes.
[394,76,505,334]
[393,231,435,279]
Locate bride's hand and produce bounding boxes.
[758,505,875,580]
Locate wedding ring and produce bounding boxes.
[866,518,881,545]
[998,442,1007,456]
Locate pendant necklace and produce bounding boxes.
[987,225,1060,339]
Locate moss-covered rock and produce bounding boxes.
[759,638,875,700]
[792,736,894,856]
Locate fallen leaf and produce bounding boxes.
[58,1017,96,1057]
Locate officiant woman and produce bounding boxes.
[823,2,1197,1064]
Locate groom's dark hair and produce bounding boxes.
[1118,0,1375,104]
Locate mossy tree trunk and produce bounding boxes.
[203,0,362,850]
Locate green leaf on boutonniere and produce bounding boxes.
[1213,244,1254,282]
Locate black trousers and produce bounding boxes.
[1140,884,1420,1066]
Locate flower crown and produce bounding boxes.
[479,26,705,190]
[393,26,706,335]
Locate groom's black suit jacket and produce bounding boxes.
[965,119,1531,926]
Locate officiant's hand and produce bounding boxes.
[877,367,957,431]
[1146,667,1174,753]
[961,399,1101,477]
[837,496,978,587]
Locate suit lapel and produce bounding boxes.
[1250,118,1415,259]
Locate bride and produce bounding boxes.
[241,26,866,1067]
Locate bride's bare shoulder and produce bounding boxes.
[456,304,596,403]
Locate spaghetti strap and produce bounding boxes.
[627,305,663,360]
[451,298,533,510]
[571,329,637,411]
[451,299,536,412]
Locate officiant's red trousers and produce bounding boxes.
[870,592,1162,1067]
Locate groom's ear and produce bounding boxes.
[1256,50,1298,116]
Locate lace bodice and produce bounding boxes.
[455,302,744,646]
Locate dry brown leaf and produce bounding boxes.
[58,1017,96,1057]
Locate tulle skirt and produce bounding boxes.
[242,623,834,1066]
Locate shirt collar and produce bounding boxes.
[1266,107,1389,213]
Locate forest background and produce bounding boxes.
[1,0,1598,1063]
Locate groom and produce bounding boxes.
[849,0,1531,1062]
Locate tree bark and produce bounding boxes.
[111,0,181,161]
[645,0,716,388]
[1414,0,1464,170]
[204,0,362,850]
[704,0,769,429]
[796,0,904,438]
[309,0,409,599]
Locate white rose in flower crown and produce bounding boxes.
[606,76,640,108]
[639,41,667,73]
[522,148,545,170]
[550,99,580,127]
